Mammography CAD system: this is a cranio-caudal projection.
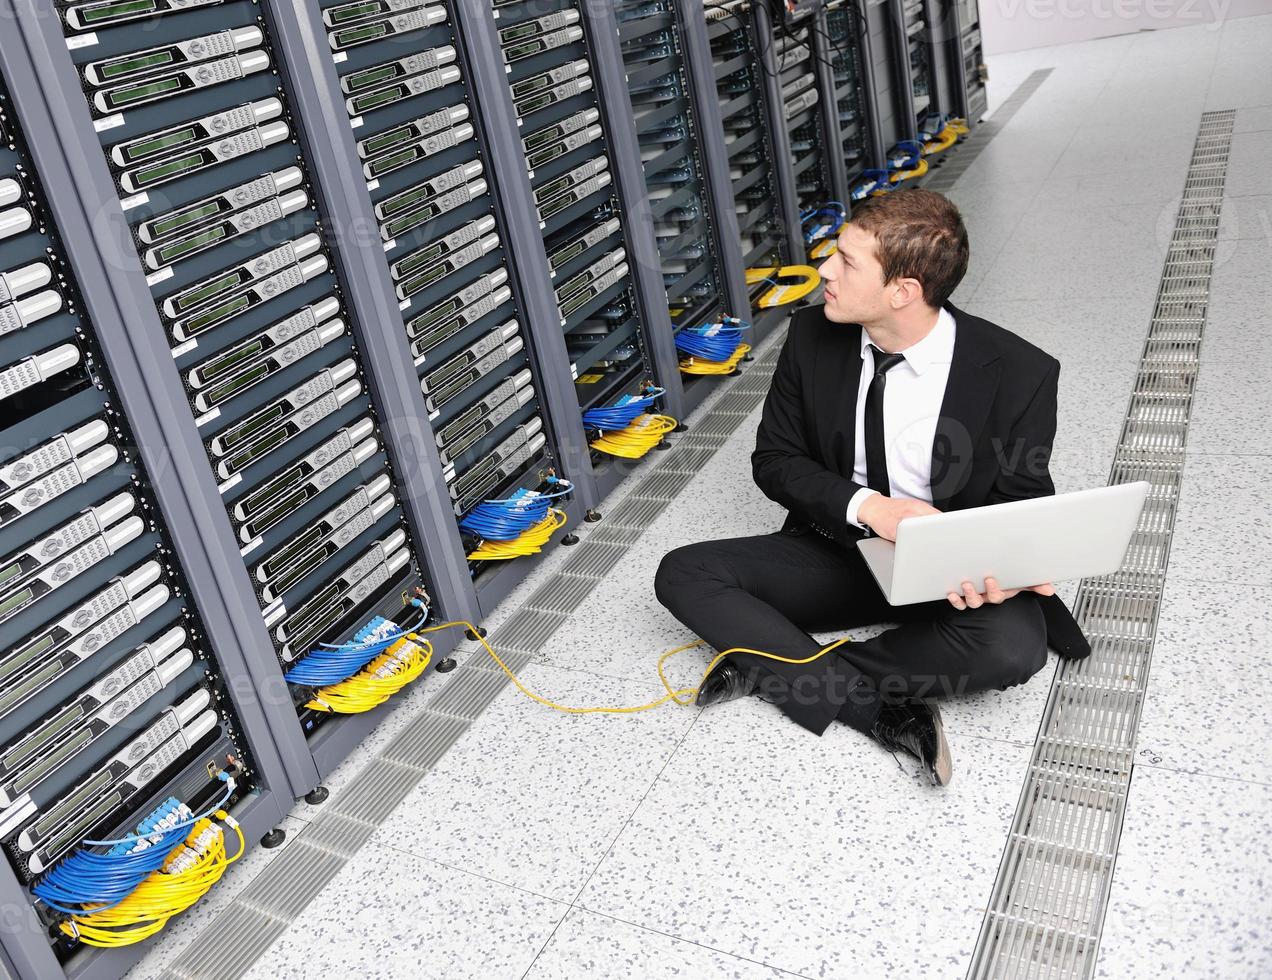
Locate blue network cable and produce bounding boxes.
[459,478,572,542]
[33,776,236,915]
[284,608,430,687]
[675,318,750,362]
[581,386,665,432]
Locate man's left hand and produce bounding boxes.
[947,576,1056,610]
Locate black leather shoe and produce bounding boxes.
[870,699,953,786]
[695,660,755,707]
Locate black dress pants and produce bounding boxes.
[654,528,1049,737]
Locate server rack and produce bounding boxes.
[861,0,909,158]
[296,0,590,617]
[483,0,688,502]
[954,0,988,123]
[48,0,464,788]
[0,50,292,980]
[772,10,846,235]
[614,0,751,416]
[825,0,885,197]
[703,0,803,345]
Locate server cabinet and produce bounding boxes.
[48,0,464,787]
[613,0,751,416]
[825,0,886,195]
[296,0,591,618]
[0,54,290,980]
[481,0,690,502]
[702,0,803,344]
[954,0,988,123]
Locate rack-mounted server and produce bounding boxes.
[0,75,258,966]
[314,0,568,584]
[56,0,432,739]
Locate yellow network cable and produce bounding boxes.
[923,125,959,155]
[886,156,929,186]
[466,508,568,560]
[305,635,433,713]
[809,237,838,260]
[746,265,821,307]
[679,342,751,376]
[416,618,853,715]
[590,413,677,458]
[60,812,245,947]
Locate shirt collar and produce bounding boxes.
[859,306,957,377]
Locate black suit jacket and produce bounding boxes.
[752,302,1089,658]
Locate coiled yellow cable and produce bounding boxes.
[746,265,821,307]
[59,811,245,947]
[416,618,852,715]
[923,126,959,154]
[305,635,433,713]
[679,342,751,376]
[809,237,838,259]
[466,508,568,560]
[590,413,677,458]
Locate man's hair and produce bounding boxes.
[848,189,969,309]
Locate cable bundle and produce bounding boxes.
[882,140,927,187]
[590,413,677,458]
[459,479,572,542]
[675,317,749,361]
[283,611,428,688]
[34,777,242,946]
[467,507,567,560]
[581,386,665,432]
[305,634,433,713]
[851,168,892,201]
[57,810,244,947]
[801,201,848,245]
[680,342,751,376]
[745,265,821,308]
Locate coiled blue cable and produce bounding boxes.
[284,610,429,687]
[33,777,235,915]
[675,318,750,362]
[459,479,572,541]
[581,387,665,432]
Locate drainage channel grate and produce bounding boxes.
[924,69,1054,193]
[968,109,1235,980]
[162,326,788,979]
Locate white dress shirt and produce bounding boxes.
[846,307,957,529]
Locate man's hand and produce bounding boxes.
[858,493,940,542]
[947,576,1056,610]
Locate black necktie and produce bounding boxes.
[864,344,906,496]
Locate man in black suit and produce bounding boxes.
[654,189,1088,786]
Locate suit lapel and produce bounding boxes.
[812,314,863,474]
[930,305,1001,511]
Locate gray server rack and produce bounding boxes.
[298,0,591,617]
[613,0,751,416]
[47,0,465,789]
[483,0,689,502]
[0,56,292,980]
[826,0,886,199]
[703,0,803,345]
[955,0,988,123]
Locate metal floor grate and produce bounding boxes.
[924,69,1054,193]
[162,332,789,979]
[968,109,1235,980]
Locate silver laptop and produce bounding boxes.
[856,482,1150,605]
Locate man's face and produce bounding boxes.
[818,223,892,324]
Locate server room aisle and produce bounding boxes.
[130,17,1272,980]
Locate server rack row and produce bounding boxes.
[0,0,987,974]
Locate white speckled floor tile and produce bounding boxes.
[1171,454,1272,587]
[1029,163,1189,212]
[1222,131,1272,198]
[575,700,1030,980]
[525,908,798,980]
[969,295,1152,364]
[974,204,1168,308]
[364,661,701,902]
[242,844,568,980]
[1215,194,1272,240]
[1185,356,1272,455]
[1054,358,1140,462]
[1234,105,1272,134]
[124,814,309,979]
[1133,580,1272,784]
[1094,767,1272,979]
